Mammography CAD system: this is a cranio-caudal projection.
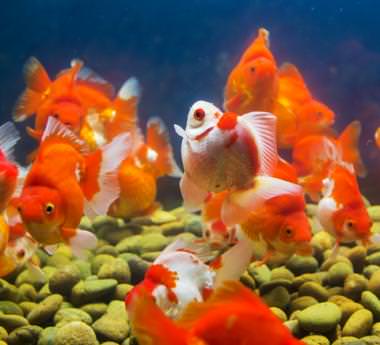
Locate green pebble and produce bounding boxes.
[115,235,143,254]
[98,258,131,284]
[331,337,360,345]
[79,216,93,231]
[36,249,49,266]
[248,264,271,286]
[114,284,134,301]
[140,251,161,262]
[36,283,51,302]
[299,281,329,302]
[19,283,38,302]
[37,327,57,345]
[360,335,380,344]
[362,291,380,320]
[118,253,149,284]
[103,229,136,245]
[364,265,380,279]
[289,296,319,313]
[72,260,92,280]
[71,279,118,306]
[371,322,380,336]
[92,301,129,342]
[42,267,57,281]
[327,263,354,286]
[95,245,119,257]
[284,319,301,336]
[0,301,23,316]
[271,267,295,281]
[329,295,364,323]
[321,255,352,271]
[366,252,380,266]
[160,221,185,236]
[259,279,292,294]
[0,326,7,340]
[270,307,287,321]
[138,233,170,254]
[19,302,37,317]
[7,325,42,345]
[0,280,21,302]
[81,304,108,321]
[27,294,63,325]
[240,272,256,290]
[302,335,330,345]
[15,269,46,289]
[342,309,373,338]
[91,255,116,275]
[49,264,81,296]
[262,286,290,309]
[297,302,342,333]
[347,246,367,273]
[343,274,368,301]
[286,255,319,275]
[55,321,98,345]
[368,206,380,221]
[293,273,325,289]
[92,215,120,232]
[369,271,380,298]
[0,313,29,332]
[54,308,92,326]
[46,253,71,268]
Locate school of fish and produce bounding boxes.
[0,27,378,344]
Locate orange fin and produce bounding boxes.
[339,120,367,177]
[145,117,182,178]
[23,57,51,92]
[278,62,312,100]
[82,132,132,219]
[41,116,89,154]
[105,77,143,141]
[26,126,43,141]
[127,286,188,345]
[13,89,45,122]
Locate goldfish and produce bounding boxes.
[274,63,336,148]
[10,117,131,257]
[375,127,380,148]
[13,57,115,140]
[126,239,215,320]
[0,216,39,277]
[224,27,279,114]
[126,280,305,345]
[0,122,21,213]
[175,100,300,226]
[292,121,366,201]
[317,163,374,249]
[109,117,181,218]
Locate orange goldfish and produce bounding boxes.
[13,57,114,140]
[274,63,335,148]
[10,117,131,257]
[375,127,380,148]
[0,122,21,213]
[126,239,215,320]
[224,28,279,114]
[109,117,181,218]
[126,280,305,345]
[317,164,373,248]
[292,121,366,201]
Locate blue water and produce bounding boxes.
[1,0,380,199]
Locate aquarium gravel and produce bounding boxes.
[0,206,379,345]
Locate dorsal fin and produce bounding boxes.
[41,116,89,154]
[23,57,51,92]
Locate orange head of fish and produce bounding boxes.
[297,100,335,133]
[11,186,65,236]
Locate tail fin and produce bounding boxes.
[82,133,132,219]
[143,117,182,178]
[13,57,51,122]
[0,122,20,160]
[339,121,367,177]
[126,286,188,345]
[105,77,143,144]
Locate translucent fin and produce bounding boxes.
[222,176,302,226]
[0,122,20,160]
[180,173,208,212]
[83,133,132,218]
[238,111,278,176]
[13,89,44,122]
[146,117,182,178]
[174,124,187,139]
[68,229,97,259]
[23,57,51,92]
[41,117,89,154]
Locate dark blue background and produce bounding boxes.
[1,0,380,201]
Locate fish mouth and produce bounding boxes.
[296,242,313,256]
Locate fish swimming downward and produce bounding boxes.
[175,100,300,226]
[126,279,305,345]
[317,163,375,252]
[9,117,132,258]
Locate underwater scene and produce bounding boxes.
[1,1,380,344]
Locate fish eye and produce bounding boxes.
[44,203,55,215]
[17,249,25,259]
[52,113,59,119]
[346,220,354,229]
[224,232,230,240]
[250,66,256,73]
[205,229,211,238]
[193,108,206,122]
[316,111,322,118]
[284,228,293,237]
